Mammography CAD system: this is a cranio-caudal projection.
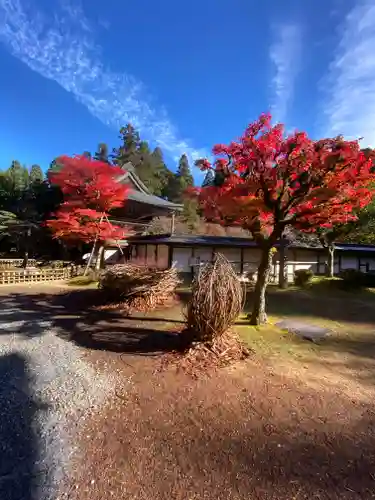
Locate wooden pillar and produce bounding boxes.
[155,244,158,266]
[171,212,175,235]
[168,245,173,268]
[191,247,195,280]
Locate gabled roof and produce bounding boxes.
[118,162,182,211]
[128,234,375,252]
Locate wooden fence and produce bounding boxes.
[0,267,72,285]
[0,259,37,269]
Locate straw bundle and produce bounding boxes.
[99,263,180,311]
[184,253,244,343]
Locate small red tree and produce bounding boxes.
[46,155,129,268]
[195,113,374,325]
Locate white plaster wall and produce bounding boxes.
[243,248,261,264]
[220,248,241,262]
[172,247,192,272]
[146,244,156,262]
[104,249,119,263]
[358,256,375,271]
[340,256,358,270]
[220,248,242,272]
[137,245,146,260]
[194,247,212,264]
[157,245,169,268]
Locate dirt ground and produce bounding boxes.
[1,283,375,500]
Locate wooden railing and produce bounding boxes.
[0,259,37,269]
[0,267,72,285]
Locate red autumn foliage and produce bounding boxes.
[195,113,374,242]
[48,155,128,212]
[46,156,129,243]
[195,113,375,324]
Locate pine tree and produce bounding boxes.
[150,147,171,197]
[177,154,194,186]
[133,141,155,191]
[182,198,200,231]
[94,143,109,163]
[22,165,29,188]
[7,160,27,192]
[48,157,64,175]
[168,154,194,203]
[29,164,44,183]
[112,124,140,166]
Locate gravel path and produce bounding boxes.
[0,293,125,500]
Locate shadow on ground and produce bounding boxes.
[0,353,47,500]
[159,413,375,499]
[0,289,184,355]
[70,360,375,500]
[2,285,375,379]
[244,286,375,325]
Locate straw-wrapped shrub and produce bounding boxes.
[184,253,244,343]
[98,263,180,311]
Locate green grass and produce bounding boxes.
[236,316,320,359]
[67,275,99,287]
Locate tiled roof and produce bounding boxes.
[118,162,183,211]
[127,190,183,210]
[128,234,375,251]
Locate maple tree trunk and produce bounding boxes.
[21,228,31,269]
[95,245,105,271]
[84,241,97,276]
[278,240,288,289]
[21,251,29,269]
[250,246,273,325]
[327,246,335,278]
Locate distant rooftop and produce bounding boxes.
[118,162,182,212]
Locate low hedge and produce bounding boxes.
[338,268,375,289]
[294,269,314,287]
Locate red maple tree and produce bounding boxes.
[195,113,375,324]
[47,156,129,263]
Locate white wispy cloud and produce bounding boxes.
[0,0,207,163]
[269,23,302,124]
[323,0,375,145]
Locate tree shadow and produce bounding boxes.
[171,414,375,499]
[0,289,183,355]
[121,316,185,325]
[0,353,48,500]
[59,325,182,355]
[244,287,375,325]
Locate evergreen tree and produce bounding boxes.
[168,154,194,203]
[22,165,29,188]
[111,124,141,166]
[48,156,64,174]
[177,154,194,185]
[29,164,44,183]
[7,160,27,192]
[202,169,214,187]
[94,143,109,163]
[112,124,177,196]
[133,141,156,192]
[182,198,200,231]
[150,147,171,197]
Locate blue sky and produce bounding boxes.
[0,0,374,181]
